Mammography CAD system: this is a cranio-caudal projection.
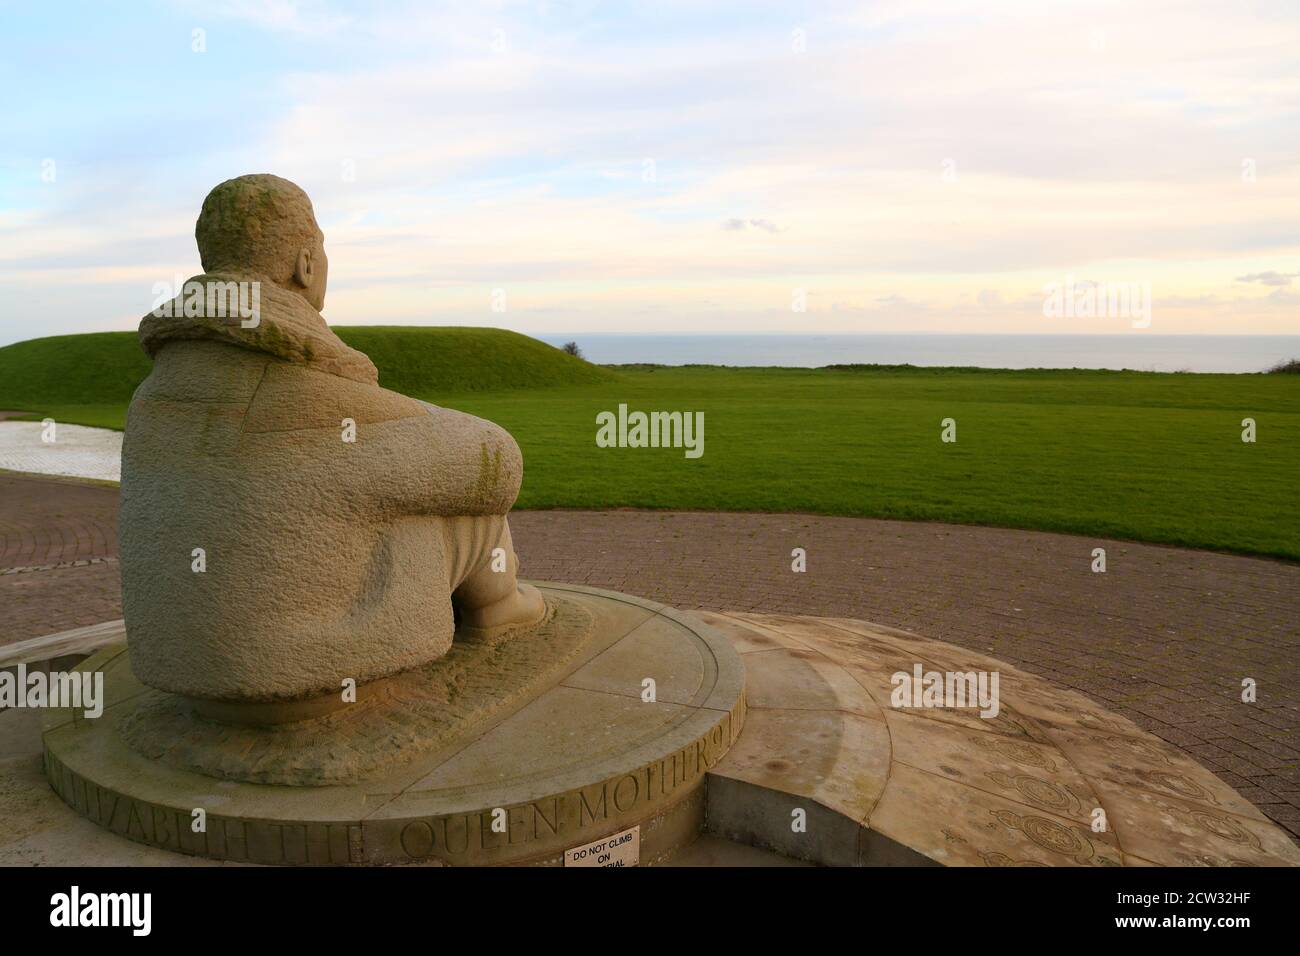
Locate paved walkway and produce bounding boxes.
[1,473,122,641]
[2,473,1297,843]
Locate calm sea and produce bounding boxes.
[536,334,1300,374]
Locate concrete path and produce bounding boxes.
[1,472,1297,845]
[0,421,121,483]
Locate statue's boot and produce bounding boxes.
[459,581,547,632]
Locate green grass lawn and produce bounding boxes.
[2,404,131,430]
[445,367,1300,561]
[2,331,1296,560]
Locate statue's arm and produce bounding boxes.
[366,400,523,516]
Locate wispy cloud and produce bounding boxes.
[2,0,1299,344]
[723,218,782,233]
[1236,270,1300,286]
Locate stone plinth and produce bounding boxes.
[39,584,746,866]
[15,601,1299,867]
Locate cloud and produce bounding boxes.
[722,217,781,233]
[1236,270,1300,286]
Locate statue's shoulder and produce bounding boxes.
[243,361,425,435]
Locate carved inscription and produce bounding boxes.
[396,700,744,862]
[44,751,361,864]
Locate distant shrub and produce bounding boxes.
[561,341,584,359]
[1265,358,1300,374]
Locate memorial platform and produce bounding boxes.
[4,586,1298,867]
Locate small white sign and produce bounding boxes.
[563,825,640,868]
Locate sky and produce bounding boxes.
[1,0,1298,346]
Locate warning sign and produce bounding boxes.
[562,825,640,867]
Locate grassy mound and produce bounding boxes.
[333,326,614,395]
[0,326,614,409]
[0,332,152,407]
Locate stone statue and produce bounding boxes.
[120,174,545,706]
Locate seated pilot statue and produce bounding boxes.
[121,173,546,706]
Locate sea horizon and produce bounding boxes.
[535,333,1300,374]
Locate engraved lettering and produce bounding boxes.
[613,773,640,813]
[400,820,435,858]
[579,782,609,826]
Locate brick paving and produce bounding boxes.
[1,473,122,645]
[2,473,1297,842]
[0,472,119,568]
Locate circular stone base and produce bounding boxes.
[41,584,746,866]
[117,598,599,786]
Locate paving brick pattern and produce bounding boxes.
[1,473,123,645]
[0,473,119,567]
[2,473,1296,842]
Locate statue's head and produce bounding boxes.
[195,174,328,310]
